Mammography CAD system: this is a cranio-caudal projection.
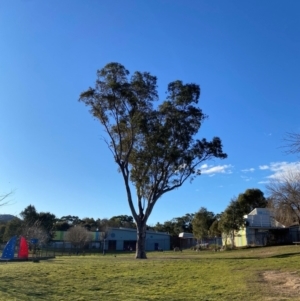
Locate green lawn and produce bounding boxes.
[1,246,300,301]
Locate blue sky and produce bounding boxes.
[0,0,299,225]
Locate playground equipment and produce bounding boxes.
[1,236,29,260]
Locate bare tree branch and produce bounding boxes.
[64,226,92,249]
[283,132,300,155]
[266,169,300,225]
[0,191,13,207]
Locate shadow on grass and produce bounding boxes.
[148,255,264,261]
[148,251,300,261]
[268,252,300,259]
[196,252,300,260]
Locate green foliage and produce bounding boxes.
[172,214,194,233]
[2,218,23,241]
[80,62,227,258]
[219,189,267,237]
[0,224,6,243]
[237,188,267,214]
[60,215,82,225]
[0,207,53,243]
[38,212,56,232]
[79,217,98,231]
[20,205,38,225]
[52,221,71,231]
[109,215,135,228]
[193,207,215,240]
[219,199,244,235]
[192,207,215,240]
[209,219,222,237]
[20,205,57,240]
[152,213,194,235]
[154,221,178,235]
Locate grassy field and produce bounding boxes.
[1,246,300,301]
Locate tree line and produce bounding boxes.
[0,204,136,245]
[2,185,294,246]
[2,169,300,247]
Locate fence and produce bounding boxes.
[178,237,222,249]
[2,228,300,255]
[0,238,172,257]
[179,230,297,249]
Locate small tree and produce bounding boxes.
[79,62,227,258]
[219,199,244,248]
[64,226,92,250]
[22,220,49,254]
[219,189,267,248]
[209,218,222,237]
[192,207,215,243]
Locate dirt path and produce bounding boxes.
[262,271,300,300]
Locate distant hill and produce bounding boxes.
[0,214,16,222]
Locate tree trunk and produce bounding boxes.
[231,230,235,249]
[135,220,147,259]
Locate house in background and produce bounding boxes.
[101,227,170,251]
[223,208,288,247]
[52,227,170,251]
[178,232,197,249]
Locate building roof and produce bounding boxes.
[244,208,285,229]
[248,208,272,216]
[178,232,194,239]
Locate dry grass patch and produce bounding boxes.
[262,270,300,300]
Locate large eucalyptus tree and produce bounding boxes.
[79,63,227,258]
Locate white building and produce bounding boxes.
[223,208,288,247]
